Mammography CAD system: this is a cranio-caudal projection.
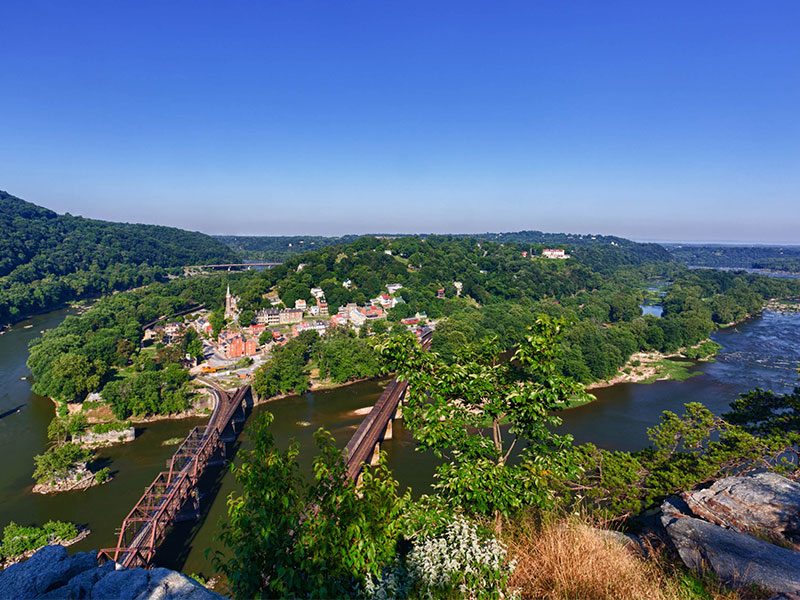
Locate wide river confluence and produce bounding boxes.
[1,307,799,577]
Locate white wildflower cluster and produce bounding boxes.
[365,516,516,600]
[363,557,410,600]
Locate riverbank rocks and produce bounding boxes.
[0,545,228,599]
[681,472,800,543]
[661,473,800,594]
[75,426,136,447]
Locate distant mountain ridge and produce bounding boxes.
[665,244,800,273]
[0,191,239,325]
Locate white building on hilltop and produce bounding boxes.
[542,249,570,259]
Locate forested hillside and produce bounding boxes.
[0,191,239,325]
[32,233,800,408]
[216,234,360,261]
[217,230,672,268]
[667,244,800,273]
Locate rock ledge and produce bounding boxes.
[0,545,227,600]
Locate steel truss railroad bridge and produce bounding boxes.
[99,329,432,569]
[98,384,251,568]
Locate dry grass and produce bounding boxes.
[503,512,742,600]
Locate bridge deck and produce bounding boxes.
[343,329,432,482]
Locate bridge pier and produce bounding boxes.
[369,442,381,466]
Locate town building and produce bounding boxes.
[330,313,349,327]
[255,308,281,326]
[386,283,403,294]
[279,308,304,325]
[143,325,164,343]
[292,320,328,337]
[264,293,281,306]
[224,284,239,320]
[377,294,393,308]
[437,288,445,299]
[542,248,570,259]
[217,329,257,359]
[317,299,329,316]
[250,323,267,337]
[342,279,352,289]
[363,305,384,320]
[349,307,367,327]
[164,322,183,336]
[295,299,307,311]
[225,336,257,359]
[310,287,325,300]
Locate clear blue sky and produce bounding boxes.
[2,1,799,242]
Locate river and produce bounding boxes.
[1,307,799,578]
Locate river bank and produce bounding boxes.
[586,341,719,391]
[250,374,387,406]
[3,304,800,579]
[0,528,91,570]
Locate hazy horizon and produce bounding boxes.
[9,188,800,246]
[2,2,799,243]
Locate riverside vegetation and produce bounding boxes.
[20,234,800,493]
[0,521,80,564]
[213,321,800,599]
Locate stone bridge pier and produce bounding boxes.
[367,388,406,467]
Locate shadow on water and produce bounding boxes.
[152,414,249,574]
[0,404,25,420]
[89,456,115,476]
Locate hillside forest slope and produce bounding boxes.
[0,191,238,325]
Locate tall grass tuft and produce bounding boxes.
[503,512,744,600]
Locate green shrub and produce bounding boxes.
[0,521,78,559]
[95,467,111,484]
[32,443,92,484]
[91,420,131,435]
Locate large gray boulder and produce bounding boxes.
[660,473,800,595]
[0,545,96,598]
[661,513,800,594]
[0,545,228,600]
[682,472,800,542]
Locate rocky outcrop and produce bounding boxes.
[661,511,800,594]
[75,426,135,447]
[0,545,227,600]
[661,473,800,594]
[681,472,800,543]
[32,465,110,495]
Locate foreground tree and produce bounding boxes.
[213,412,407,599]
[378,316,590,533]
[571,401,800,519]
